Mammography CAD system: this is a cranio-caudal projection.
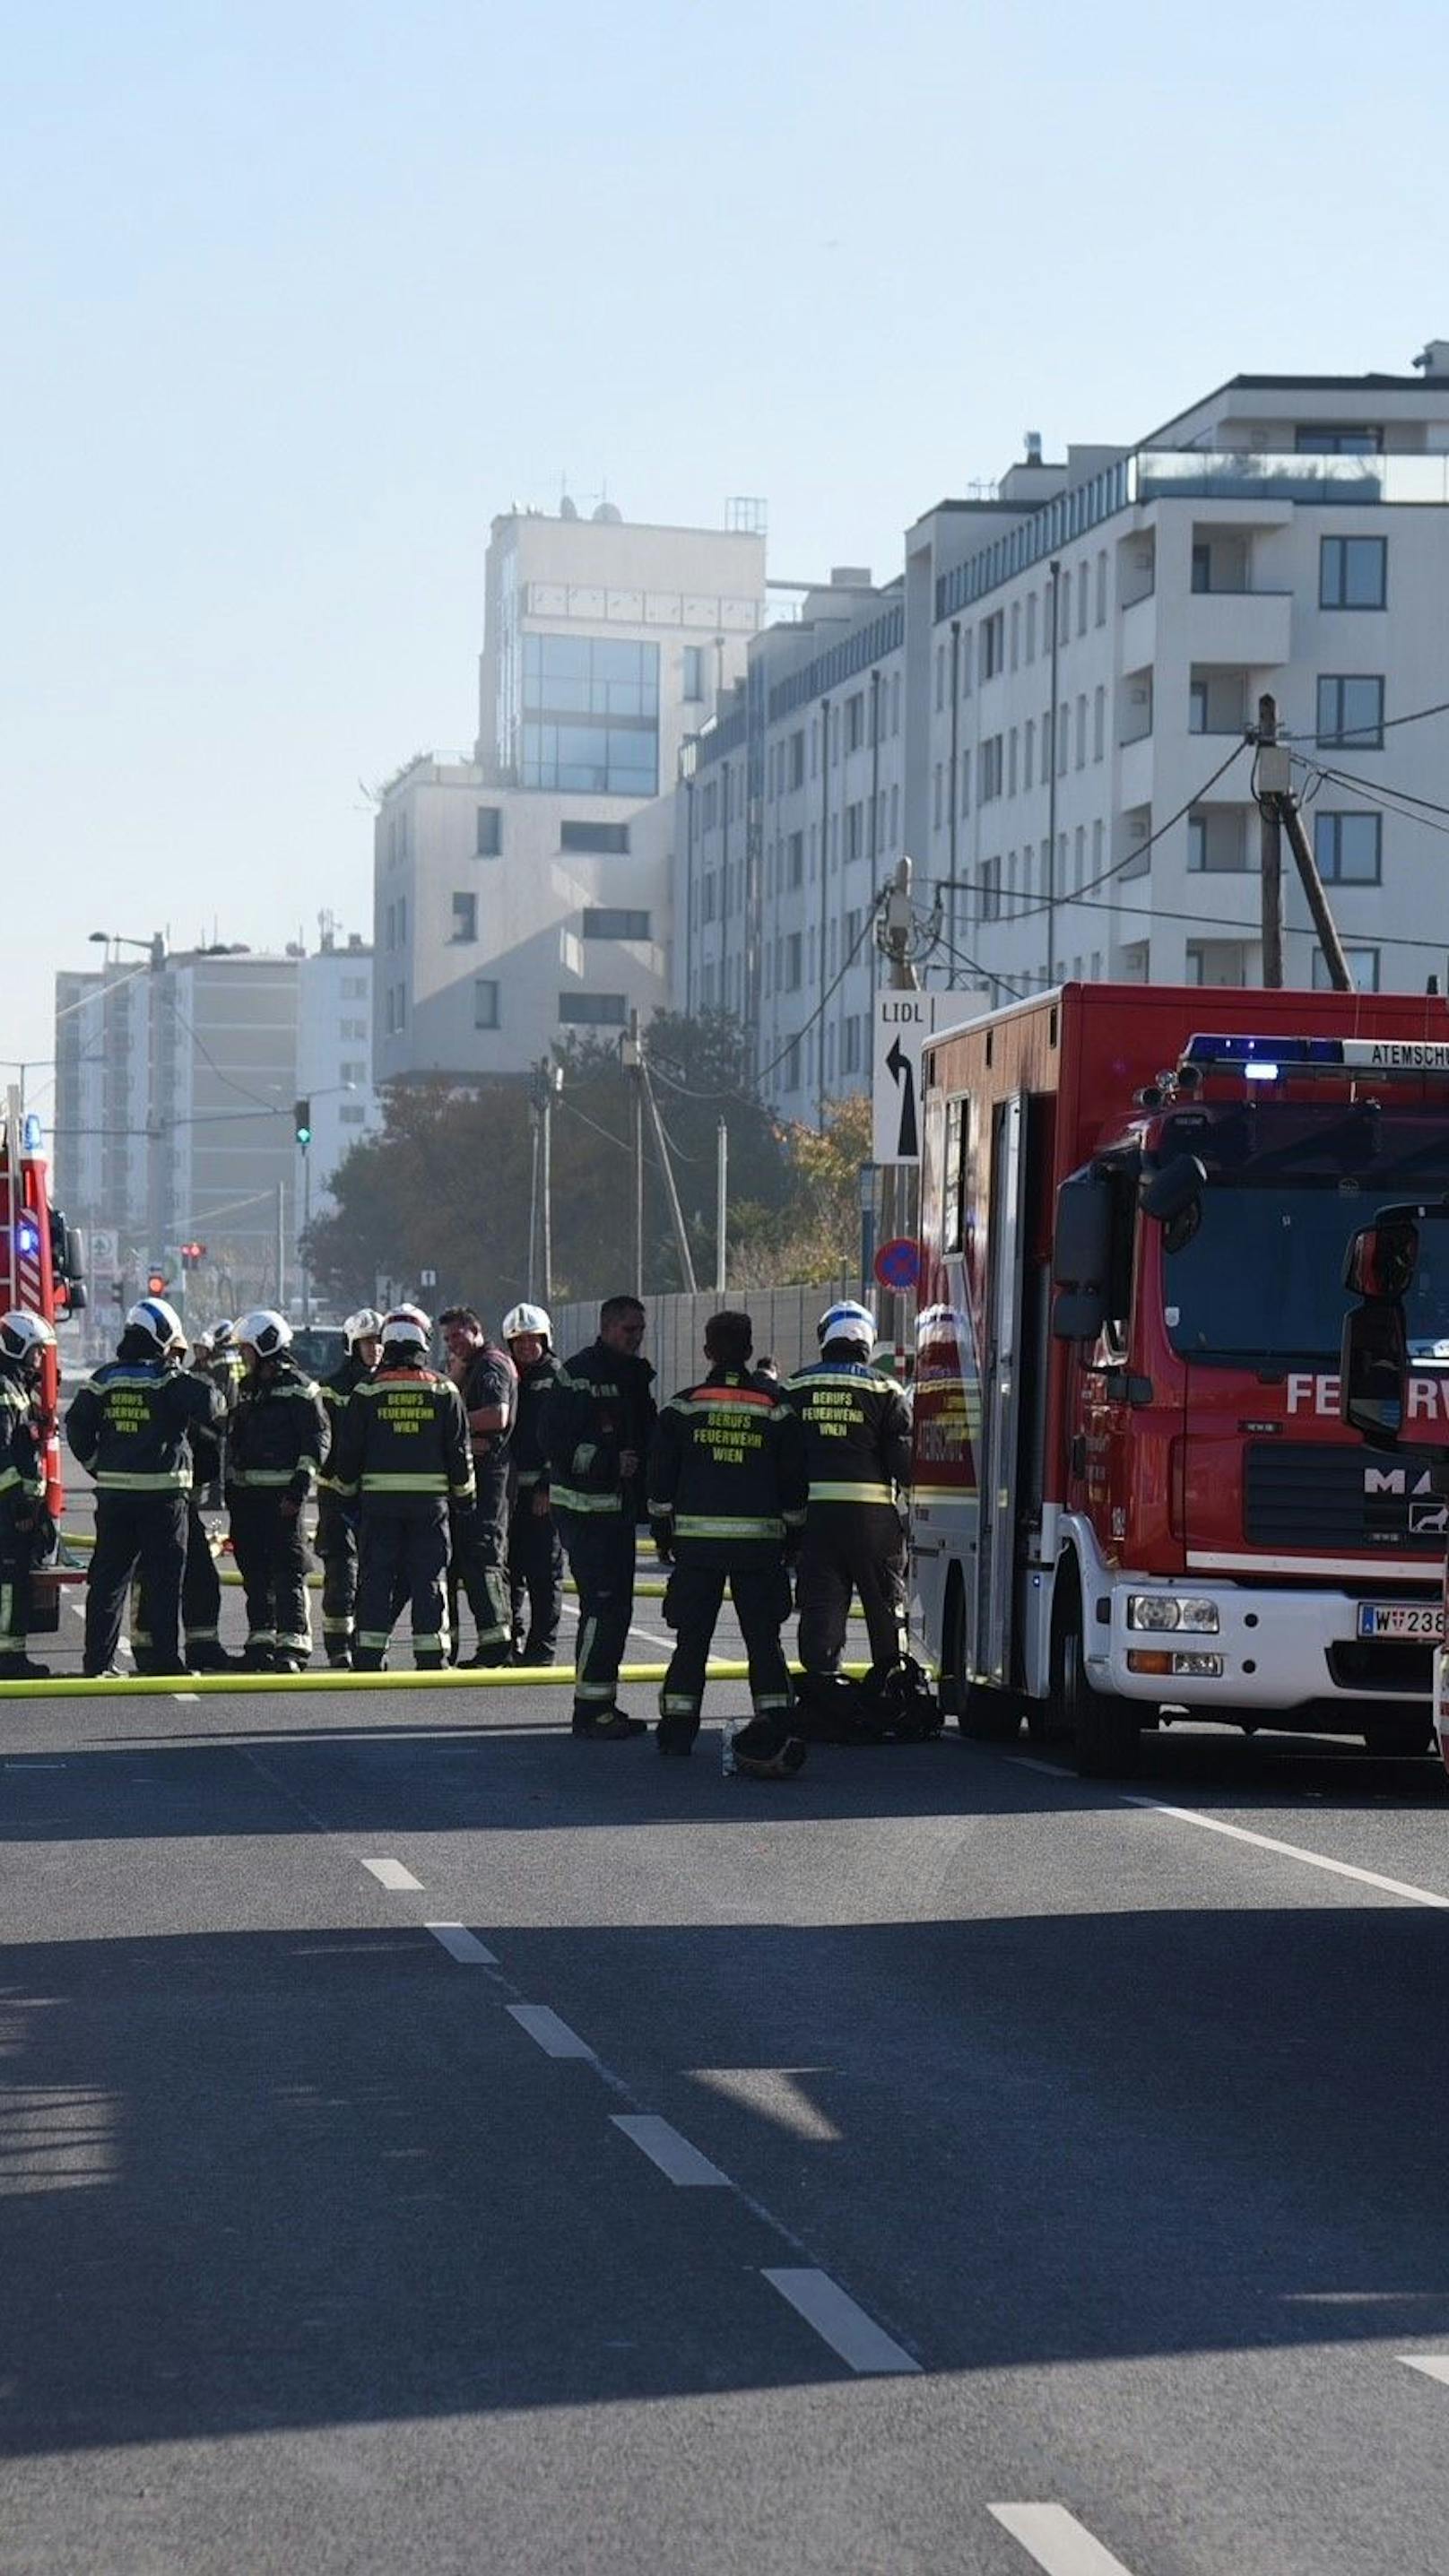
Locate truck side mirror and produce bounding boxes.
[1140,1153,1206,1257]
[1050,1166,1111,1342]
[1341,1299,1409,1449]
[1343,1217,1419,1302]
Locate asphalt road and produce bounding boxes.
[6,1498,1449,2571]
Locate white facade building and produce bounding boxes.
[296,929,382,1227]
[372,506,768,1082]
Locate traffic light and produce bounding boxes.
[110,1277,125,1308]
[180,1241,206,1271]
[294,1098,312,1148]
[146,1271,169,1297]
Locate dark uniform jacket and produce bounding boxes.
[66,1359,223,1494]
[0,1360,45,1518]
[781,1357,913,1507]
[452,1341,516,1515]
[317,1353,375,1504]
[331,1364,475,1513]
[511,1351,562,1496]
[647,1366,809,1570]
[227,1359,330,1505]
[547,1340,657,1521]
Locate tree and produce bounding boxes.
[731,1095,872,1285]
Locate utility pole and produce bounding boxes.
[639,1046,698,1294]
[875,859,921,1357]
[1046,559,1062,986]
[1257,693,1285,987]
[715,1120,727,1297]
[540,1059,560,1305]
[274,1179,286,1313]
[1254,697,1354,993]
[622,1016,645,1296]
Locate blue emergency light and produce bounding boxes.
[21,1113,42,1153]
[1182,1034,1347,1072]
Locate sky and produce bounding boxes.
[4,0,1447,1094]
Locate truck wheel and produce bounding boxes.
[1052,1580,1141,1779]
[1361,1713,1434,1758]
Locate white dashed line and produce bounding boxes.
[424,1921,498,1965]
[363,1857,423,1891]
[1400,2354,1449,2387]
[1121,1793,1449,1911]
[610,2113,730,2186]
[172,1693,199,1703]
[761,2268,920,2374]
[507,2003,596,2059]
[988,2502,1140,2575]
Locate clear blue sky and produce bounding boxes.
[4,0,1445,1088]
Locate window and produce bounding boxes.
[339,1104,366,1125]
[889,782,899,844]
[340,1059,366,1084]
[1095,550,1107,625]
[1059,571,1071,638]
[1008,728,1018,796]
[1316,674,1384,750]
[1314,945,1380,992]
[559,991,627,1025]
[1296,424,1381,453]
[787,829,803,888]
[682,644,705,701]
[845,802,863,864]
[1010,601,1020,670]
[891,672,902,734]
[841,1016,862,1075]
[782,1037,801,1093]
[560,819,630,854]
[1024,722,1034,791]
[1025,594,1037,663]
[340,1017,368,1038]
[1057,706,1069,776]
[1093,686,1105,760]
[583,907,651,939]
[1320,535,1386,609]
[1075,695,1086,768]
[1077,563,1088,635]
[473,978,499,1029]
[981,856,1001,922]
[398,897,407,943]
[450,891,478,943]
[1191,543,1211,594]
[934,644,945,711]
[521,635,659,793]
[476,806,501,856]
[1189,679,1208,735]
[785,932,803,992]
[789,730,805,789]
[980,735,1003,802]
[959,748,970,814]
[385,904,396,950]
[1314,811,1382,883]
[702,873,717,925]
[980,611,1005,679]
[341,976,368,999]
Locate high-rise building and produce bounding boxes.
[296,928,382,1229]
[372,502,768,1082]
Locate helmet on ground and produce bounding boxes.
[235,1308,292,1359]
[502,1302,552,1344]
[343,1307,384,1345]
[818,1299,876,1351]
[732,1722,808,1781]
[381,1313,429,1355]
[126,1297,187,1355]
[0,1311,56,1366]
[211,1318,237,1349]
[384,1303,431,1340]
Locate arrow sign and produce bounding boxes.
[885,1036,917,1160]
[872,996,948,1165]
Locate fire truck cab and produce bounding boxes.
[2,1090,87,1630]
[911,984,1449,1774]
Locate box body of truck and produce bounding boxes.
[911,984,1449,1770]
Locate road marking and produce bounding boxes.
[761,2268,920,2374]
[610,2113,730,2186]
[1007,1753,1074,1779]
[1400,2355,1449,2386]
[173,1692,199,1702]
[424,1921,497,1965]
[988,2503,1139,2575]
[363,1857,423,1891]
[558,1599,673,1653]
[1122,1794,1449,1910]
[507,2002,596,2059]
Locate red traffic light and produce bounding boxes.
[146,1271,169,1297]
[180,1240,206,1269]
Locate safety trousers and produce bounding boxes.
[86,1492,188,1677]
[795,1504,907,1675]
[228,1489,312,1662]
[0,1503,35,1661]
[447,1481,512,1661]
[316,1498,360,1663]
[354,1501,449,1669]
[557,1509,637,1711]
[508,1496,563,1661]
[134,1501,224,1667]
[658,1559,794,1753]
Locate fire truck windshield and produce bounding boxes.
[1157,1106,1449,1366]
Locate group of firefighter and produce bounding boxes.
[0,1285,915,1773]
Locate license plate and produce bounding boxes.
[1356,1601,1445,1640]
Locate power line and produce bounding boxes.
[755,898,883,1086]
[956,737,1250,929]
[945,880,1449,956]
[928,938,1032,1002]
[1281,694,1449,746]
[1292,756,1449,831]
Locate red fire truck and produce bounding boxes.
[911,984,1449,1774]
[2,1091,87,1630]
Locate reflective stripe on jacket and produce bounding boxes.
[646,1368,809,1568]
[66,1360,224,1495]
[329,1366,475,1504]
[781,1360,912,1511]
[228,1360,330,1501]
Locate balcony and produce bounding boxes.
[1119,591,1157,672]
[1187,587,1292,668]
[1117,733,1156,811]
[1136,449,1449,507]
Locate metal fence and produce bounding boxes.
[548,1278,853,1394]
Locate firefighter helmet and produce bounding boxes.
[211,1317,237,1349]
[0,1311,56,1367]
[126,1297,187,1355]
[502,1302,552,1345]
[380,1312,429,1355]
[235,1308,292,1359]
[383,1304,431,1341]
[817,1299,876,1351]
[343,1307,384,1346]
[732,1722,808,1780]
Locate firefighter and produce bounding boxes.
[502,1301,563,1665]
[227,1311,330,1673]
[315,1307,382,1668]
[202,1318,245,1507]
[438,1305,516,1667]
[545,1293,655,1739]
[0,1310,56,1681]
[649,1310,809,1770]
[783,1299,914,1677]
[331,1308,475,1670]
[66,1297,225,1679]
[176,1333,231,1670]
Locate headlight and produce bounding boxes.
[1126,1594,1219,1634]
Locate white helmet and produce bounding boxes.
[235,1307,292,1359]
[212,1317,237,1349]
[502,1302,552,1344]
[384,1304,431,1340]
[818,1299,876,1352]
[0,1310,56,1367]
[344,1307,384,1345]
[126,1296,187,1355]
[381,1312,429,1354]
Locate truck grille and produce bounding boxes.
[1243,1444,1446,1555]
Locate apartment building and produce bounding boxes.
[372,503,768,1082]
[296,929,382,1223]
